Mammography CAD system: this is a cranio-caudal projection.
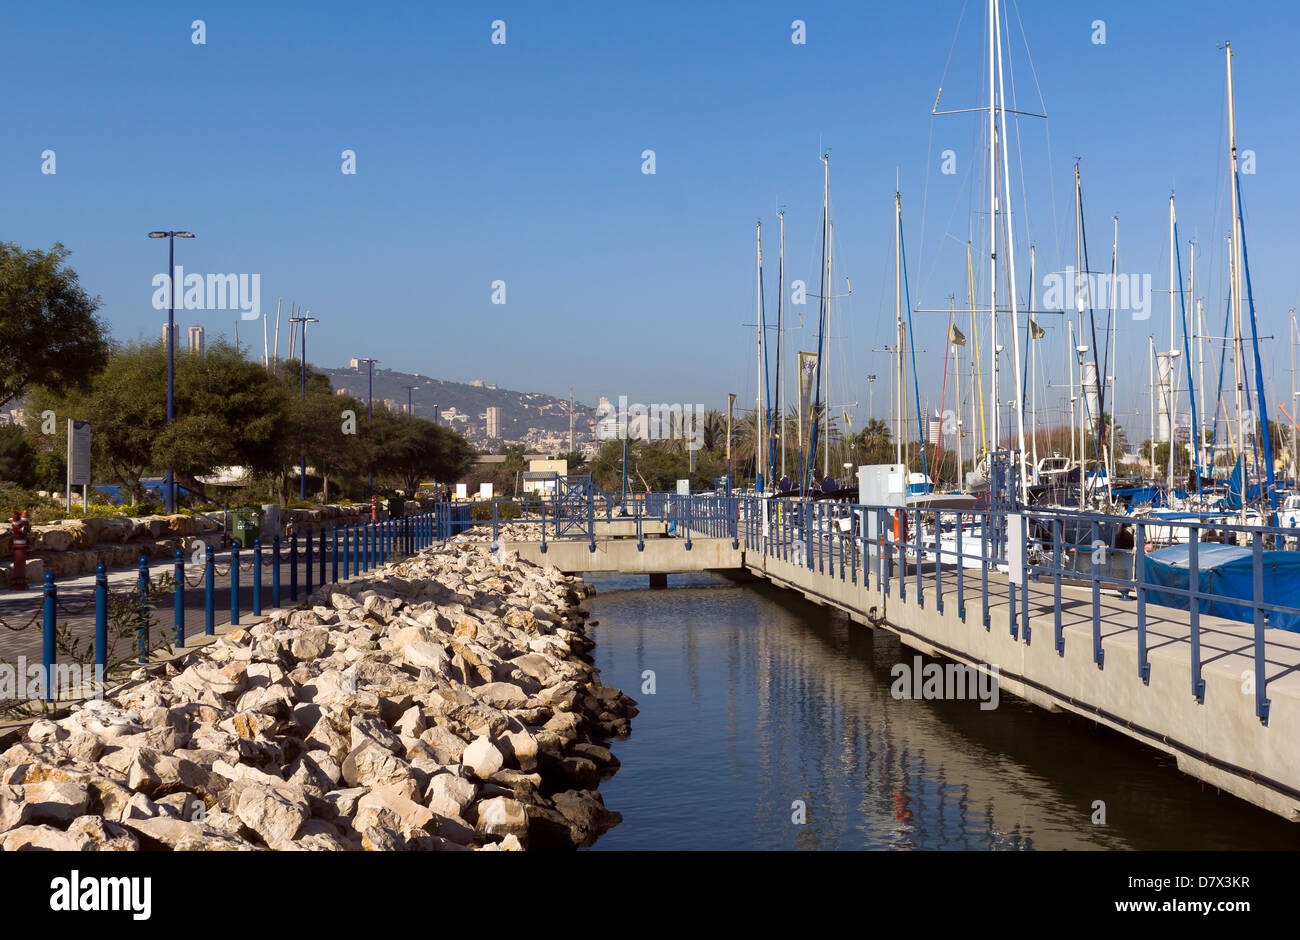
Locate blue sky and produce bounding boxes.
[4,1,1300,441]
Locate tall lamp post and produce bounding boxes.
[403,385,417,416]
[147,230,195,512]
[358,358,379,496]
[289,312,319,499]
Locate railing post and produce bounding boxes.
[981,513,989,629]
[1252,530,1271,723]
[914,508,923,608]
[956,513,965,621]
[1189,527,1203,701]
[252,538,263,616]
[205,545,215,635]
[174,549,185,646]
[1053,519,1064,656]
[332,525,339,583]
[935,510,943,614]
[304,527,313,596]
[1021,514,1031,643]
[273,535,282,607]
[42,572,56,702]
[344,524,351,580]
[230,542,241,626]
[1135,522,1148,681]
[94,564,108,684]
[364,522,371,572]
[137,555,150,663]
[290,531,299,601]
[1091,520,1104,669]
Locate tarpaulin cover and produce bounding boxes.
[1143,543,1300,632]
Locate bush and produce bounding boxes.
[469,500,523,522]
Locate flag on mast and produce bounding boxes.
[950,324,967,346]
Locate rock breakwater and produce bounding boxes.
[0,540,635,850]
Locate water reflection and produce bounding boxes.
[584,572,1300,851]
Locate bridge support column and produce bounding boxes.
[649,573,668,589]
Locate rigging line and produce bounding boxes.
[1078,177,1107,443]
[1002,0,1034,261]
[920,0,970,304]
[1173,224,1202,481]
[968,243,988,453]
[1236,174,1278,511]
[916,117,982,304]
[1010,0,1061,272]
[900,219,926,480]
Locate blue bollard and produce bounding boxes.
[253,538,262,616]
[290,532,298,601]
[365,522,371,571]
[174,549,185,646]
[305,528,313,596]
[343,524,350,580]
[332,526,339,583]
[205,545,215,635]
[319,528,327,586]
[42,572,56,702]
[272,535,281,608]
[230,542,241,626]
[137,555,150,663]
[94,564,108,688]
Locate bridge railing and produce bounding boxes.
[680,493,1299,726]
[14,510,440,707]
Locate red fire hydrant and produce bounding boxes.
[370,495,377,521]
[10,509,30,591]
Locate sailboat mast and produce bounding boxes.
[1074,164,1085,500]
[1168,194,1178,496]
[778,210,786,481]
[755,219,766,489]
[1226,41,1247,525]
[956,307,964,488]
[992,0,1029,497]
[1189,239,1200,482]
[1108,217,1120,487]
[896,191,904,466]
[1149,335,1157,481]
[1030,245,1038,483]
[825,217,833,479]
[987,0,999,457]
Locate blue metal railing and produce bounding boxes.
[664,493,1293,725]
[29,510,438,705]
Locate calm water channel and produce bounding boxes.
[583,571,1300,851]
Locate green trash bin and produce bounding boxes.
[230,507,263,548]
[387,497,405,519]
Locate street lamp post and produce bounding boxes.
[148,230,195,512]
[403,386,417,416]
[358,358,379,496]
[289,313,319,500]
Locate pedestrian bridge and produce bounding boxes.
[450,493,1300,822]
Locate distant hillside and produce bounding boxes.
[322,365,596,447]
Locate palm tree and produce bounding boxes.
[702,409,724,453]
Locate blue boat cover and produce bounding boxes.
[1143,543,1300,632]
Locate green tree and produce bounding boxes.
[0,243,109,409]
[0,426,36,486]
[372,409,475,496]
[28,341,166,503]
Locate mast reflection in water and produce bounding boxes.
[584,572,1300,851]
